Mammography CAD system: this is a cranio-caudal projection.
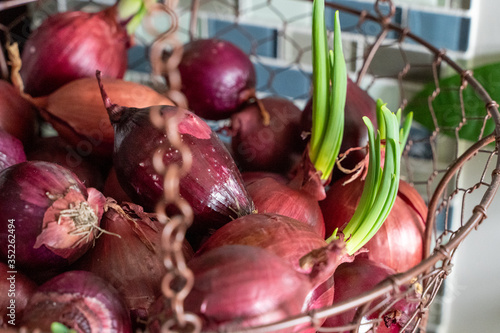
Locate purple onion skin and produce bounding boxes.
[301,78,377,182]
[196,213,354,331]
[73,201,194,330]
[177,39,257,120]
[230,97,304,174]
[322,258,418,332]
[20,270,132,332]
[321,177,426,273]
[0,263,37,327]
[0,129,26,172]
[245,177,325,237]
[20,7,129,97]
[0,161,106,282]
[180,244,313,332]
[105,98,254,236]
[26,136,106,191]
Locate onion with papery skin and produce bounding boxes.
[26,136,105,190]
[245,175,326,237]
[196,212,340,329]
[96,71,254,243]
[0,129,26,172]
[151,242,351,332]
[0,80,38,146]
[321,177,426,273]
[0,161,106,282]
[175,38,257,120]
[19,2,139,97]
[228,97,303,173]
[20,270,132,332]
[323,258,419,332]
[32,77,175,157]
[0,263,37,327]
[73,200,194,330]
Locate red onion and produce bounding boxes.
[176,38,257,120]
[322,258,419,332]
[196,212,344,328]
[241,171,289,186]
[301,77,377,182]
[151,243,351,332]
[320,177,426,273]
[20,270,132,332]
[0,80,38,146]
[26,136,105,191]
[19,1,142,97]
[0,263,37,327]
[0,161,106,282]
[228,97,304,173]
[74,200,193,330]
[96,71,254,242]
[0,129,26,172]
[245,173,326,237]
[32,76,175,157]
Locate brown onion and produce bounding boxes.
[33,77,175,157]
[0,80,38,146]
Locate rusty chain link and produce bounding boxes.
[147,1,200,332]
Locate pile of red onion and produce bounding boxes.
[0,0,429,331]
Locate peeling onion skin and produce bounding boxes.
[0,161,106,282]
[0,129,26,173]
[33,77,175,158]
[177,39,257,120]
[73,201,194,330]
[20,270,132,332]
[320,177,427,273]
[0,263,37,327]
[20,6,130,98]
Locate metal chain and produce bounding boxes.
[147,1,200,332]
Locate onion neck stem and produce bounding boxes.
[310,1,346,184]
[326,102,413,256]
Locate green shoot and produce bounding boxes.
[327,103,413,256]
[310,0,346,183]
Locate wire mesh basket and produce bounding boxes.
[1,0,499,332]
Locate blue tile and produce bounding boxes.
[207,19,278,58]
[127,46,151,73]
[254,62,311,100]
[326,0,402,38]
[407,10,470,51]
